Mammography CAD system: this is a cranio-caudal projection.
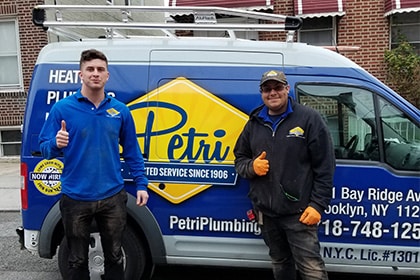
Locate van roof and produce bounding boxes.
[37,38,361,69]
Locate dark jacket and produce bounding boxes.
[233,98,335,217]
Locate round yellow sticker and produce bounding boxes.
[32,159,63,196]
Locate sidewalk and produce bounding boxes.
[0,158,21,211]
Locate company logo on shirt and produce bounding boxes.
[127,77,248,204]
[288,126,305,138]
[106,108,121,118]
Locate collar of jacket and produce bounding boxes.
[75,89,111,103]
[256,97,294,126]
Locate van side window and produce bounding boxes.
[296,84,420,170]
[378,97,420,171]
[297,84,375,161]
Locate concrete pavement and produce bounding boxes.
[0,158,21,211]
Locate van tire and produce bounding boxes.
[58,225,150,280]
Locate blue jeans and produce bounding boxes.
[260,213,328,280]
[60,189,128,280]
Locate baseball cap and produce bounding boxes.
[260,70,288,85]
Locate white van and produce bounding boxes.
[18,4,420,279]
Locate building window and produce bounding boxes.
[390,12,420,55]
[298,17,336,46]
[0,127,21,157]
[0,19,23,90]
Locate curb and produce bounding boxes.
[0,157,20,163]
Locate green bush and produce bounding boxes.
[384,40,420,107]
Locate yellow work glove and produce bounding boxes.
[299,206,321,225]
[252,151,269,176]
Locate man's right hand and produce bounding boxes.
[253,151,269,176]
[56,120,69,148]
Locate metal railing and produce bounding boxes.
[32,4,302,40]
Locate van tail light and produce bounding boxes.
[20,162,28,210]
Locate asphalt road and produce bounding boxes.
[1,211,418,280]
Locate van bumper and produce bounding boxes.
[15,226,40,255]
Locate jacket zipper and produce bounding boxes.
[262,117,286,138]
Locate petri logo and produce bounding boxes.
[128,77,248,204]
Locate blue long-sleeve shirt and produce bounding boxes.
[39,90,148,201]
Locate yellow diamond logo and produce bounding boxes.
[127,77,248,204]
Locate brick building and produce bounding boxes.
[170,0,419,85]
[0,0,419,158]
[0,0,47,157]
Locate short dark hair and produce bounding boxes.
[79,49,108,69]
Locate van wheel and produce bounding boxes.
[58,225,152,280]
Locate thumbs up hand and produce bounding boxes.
[253,151,269,176]
[56,120,69,149]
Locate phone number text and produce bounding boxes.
[322,220,420,240]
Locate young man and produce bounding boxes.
[234,70,335,280]
[39,49,149,280]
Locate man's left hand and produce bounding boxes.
[299,206,321,225]
[136,190,149,206]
